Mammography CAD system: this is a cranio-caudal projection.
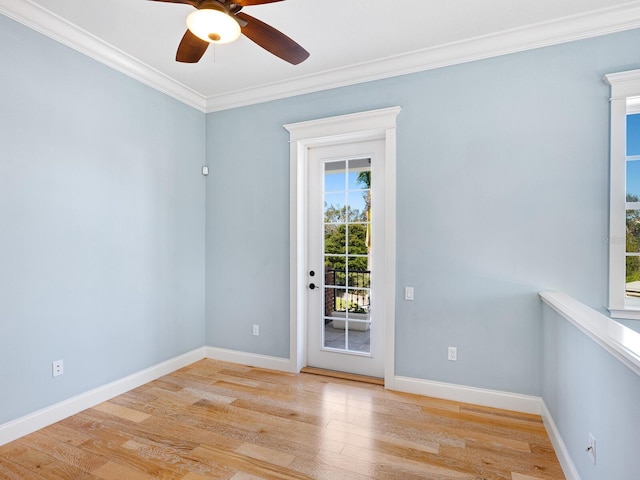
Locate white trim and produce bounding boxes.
[0,0,207,112]
[204,346,292,373]
[541,401,581,480]
[540,291,640,377]
[629,96,640,114]
[608,308,640,320]
[605,69,640,99]
[285,107,400,386]
[285,107,402,142]
[3,0,640,112]
[383,125,397,390]
[0,347,205,446]
[392,375,542,415]
[605,69,640,316]
[607,86,629,313]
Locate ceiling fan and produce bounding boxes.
[149,0,310,65]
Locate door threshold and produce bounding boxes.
[300,367,384,386]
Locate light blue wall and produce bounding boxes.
[542,303,640,479]
[205,28,640,395]
[0,16,206,424]
[205,106,292,356]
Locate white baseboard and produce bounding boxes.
[541,401,581,480]
[204,346,293,373]
[393,375,542,415]
[0,347,206,446]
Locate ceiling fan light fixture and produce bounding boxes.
[186,8,241,44]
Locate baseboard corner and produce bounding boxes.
[204,346,293,373]
[0,347,206,446]
[540,400,581,480]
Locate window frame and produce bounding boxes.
[606,69,640,319]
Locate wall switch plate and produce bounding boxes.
[447,347,457,361]
[252,325,259,336]
[52,359,64,377]
[202,166,209,176]
[404,286,414,300]
[587,433,596,465]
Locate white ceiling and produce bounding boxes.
[2,0,640,111]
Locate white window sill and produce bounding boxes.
[540,291,640,377]
[608,308,640,320]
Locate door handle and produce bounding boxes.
[309,283,317,290]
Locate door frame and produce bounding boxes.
[284,106,400,388]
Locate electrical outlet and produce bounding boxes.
[52,359,64,377]
[447,347,457,361]
[587,433,596,465]
[253,325,259,336]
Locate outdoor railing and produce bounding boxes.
[324,268,370,316]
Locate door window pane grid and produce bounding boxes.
[322,157,372,354]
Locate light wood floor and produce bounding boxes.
[0,359,565,479]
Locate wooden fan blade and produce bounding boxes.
[148,0,198,6]
[176,29,209,63]
[236,12,309,65]
[235,0,284,5]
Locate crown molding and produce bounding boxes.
[0,0,207,112]
[205,2,640,112]
[3,0,640,114]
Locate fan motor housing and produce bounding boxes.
[198,0,231,14]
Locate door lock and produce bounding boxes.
[309,283,317,290]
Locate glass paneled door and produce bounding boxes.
[307,140,385,378]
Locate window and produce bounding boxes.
[606,69,640,319]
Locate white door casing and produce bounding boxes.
[285,106,400,388]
